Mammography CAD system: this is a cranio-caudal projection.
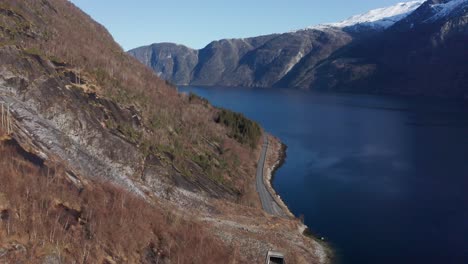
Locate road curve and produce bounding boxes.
[256,135,285,216]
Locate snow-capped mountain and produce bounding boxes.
[424,0,468,22]
[326,1,424,29]
[393,0,468,30]
[303,0,468,97]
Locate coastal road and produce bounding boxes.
[256,136,285,216]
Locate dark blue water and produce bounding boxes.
[180,86,468,264]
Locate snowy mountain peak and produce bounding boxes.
[327,1,425,29]
[425,0,468,22]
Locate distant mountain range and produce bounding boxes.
[129,0,468,98]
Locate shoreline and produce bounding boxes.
[270,141,287,186]
[263,134,334,264]
[263,135,294,218]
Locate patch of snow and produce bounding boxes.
[308,24,328,30]
[303,24,335,31]
[290,1,424,33]
[328,1,424,29]
[288,24,337,34]
[425,0,468,22]
[283,51,304,76]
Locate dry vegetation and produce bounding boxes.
[0,138,328,264]
[0,0,261,203]
[0,140,234,263]
[0,1,328,263]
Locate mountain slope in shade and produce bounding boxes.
[305,0,468,97]
[425,0,468,22]
[129,42,198,85]
[129,28,352,88]
[130,1,426,88]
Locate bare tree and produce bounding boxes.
[1,103,12,135]
[1,103,4,130]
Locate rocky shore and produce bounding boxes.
[263,135,294,218]
[263,134,332,263]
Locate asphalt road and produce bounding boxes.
[256,136,285,216]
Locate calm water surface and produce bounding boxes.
[180,86,468,264]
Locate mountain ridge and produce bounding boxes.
[129,0,468,98]
[323,0,424,30]
[129,26,353,88]
[306,0,468,97]
[128,0,426,88]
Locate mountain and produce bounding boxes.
[129,0,467,98]
[129,29,353,87]
[0,0,325,263]
[128,1,423,86]
[129,42,199,85]
[305,0,468,97]
[326,1,424,31]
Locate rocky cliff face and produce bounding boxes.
[130,0,467,98]
[129,43,198,85]
[0,46,143,195]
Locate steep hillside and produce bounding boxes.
[0,0,326,263]
[0,0,258,205]
[0,137,231,263]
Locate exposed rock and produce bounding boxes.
[42,254,61,264]
[0,247,7,258]
[0,46,145,196]
[129,43,198,85]
[128,29,352,88]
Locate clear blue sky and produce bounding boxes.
[70,0,411,51]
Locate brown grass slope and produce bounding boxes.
[0,128,328,264]
[0,137,233,263]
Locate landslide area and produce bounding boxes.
[0,0,259,206]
